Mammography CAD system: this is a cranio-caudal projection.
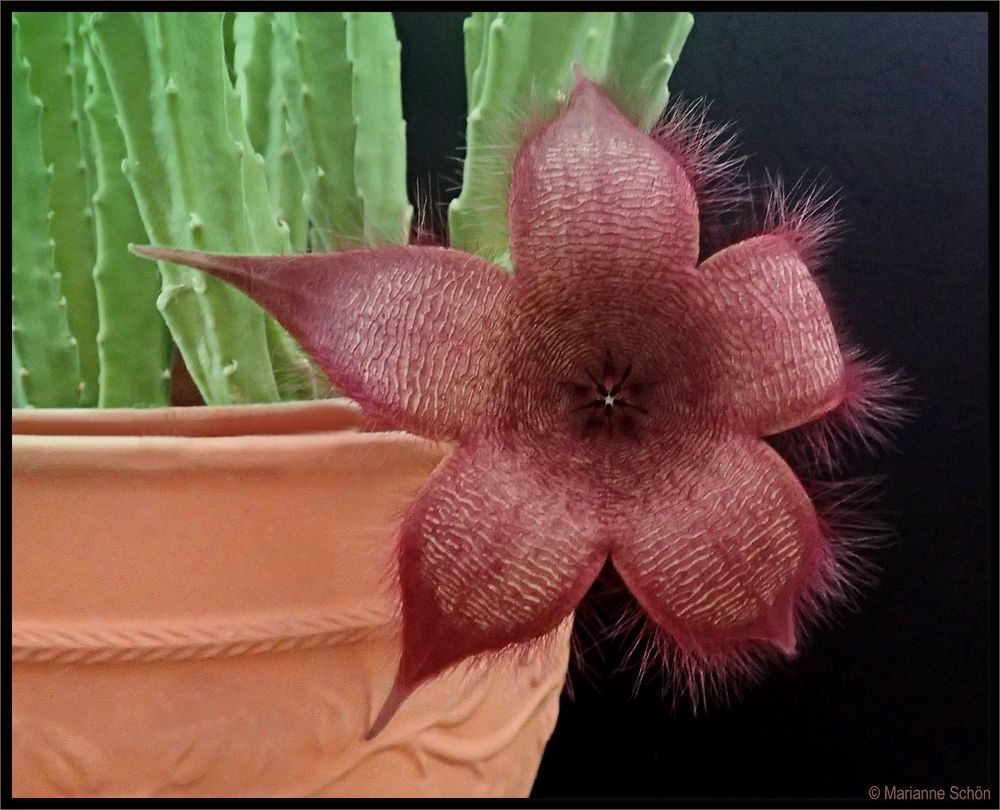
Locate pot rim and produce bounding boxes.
[11,397,370,437]
[11,428,451,472]
[11,398,453,471]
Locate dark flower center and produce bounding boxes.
[570,350,649,439]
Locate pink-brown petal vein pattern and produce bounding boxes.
[369,436,609,737]
[610,432,821,656]
[508,77,700,286]
[126,74,885,739]
[130,245,513,441]
[694,234,845,436]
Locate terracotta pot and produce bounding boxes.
[12,400,571,798]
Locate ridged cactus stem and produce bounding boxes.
[234,11,308,251]
[604,12,694,130]
[271,119,309,253]
[16,11,100,405]
[449,11,694,263]
[89,11,282,405]
[234,11,272,159]
[223,11,236,85]
[11,340,29,408]
[271,12,412,252]
[67,12,99,206]
[222,46,326,400]
[578,13,618,78]
[273,12,362,251]
[463,12,498,112]
[344,12,412,246]
[82,20,171,408]
[10,16,82,407]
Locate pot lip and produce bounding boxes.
[11,397,370,437]
[11,399,453,471]
[12,428,450,472]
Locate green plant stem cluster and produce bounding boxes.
[11,11,409,407]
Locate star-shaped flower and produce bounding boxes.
[134,76,898,738]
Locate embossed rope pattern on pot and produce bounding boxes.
[12,606,397,665]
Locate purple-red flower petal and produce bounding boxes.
[508,77,699,287]
[610,431,821,655]
[368,435,608,737]
[131,245,512,440]
[131,74,893,729]
[694,234,846,435]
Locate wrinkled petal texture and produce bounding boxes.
[611,432,821,653]
[695,235,845,435]
[502,79,844,443]
[506,267,705,438]
[132,246,513,440]
[508,78,699,286]
[394,437,607,692]
[504,242,844,443]
[134,74,868,731]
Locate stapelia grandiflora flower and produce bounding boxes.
[134,76,899,738]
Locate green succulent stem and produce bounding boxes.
[81,18,171,408]
[223,33,326,399]
[272,12,411,251]
[88,11,295,405]
[234,11,308,251]
[273,12,362,251]
[344,12,412,246]
[16,11,100,405]
[11,340,29,408]
[10,15,82,407]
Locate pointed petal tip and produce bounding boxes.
[571,63,592,87]
[569,68,605,105]
[127,243,205,268]
[122,244,255,283]
[764,600,798,657]
[364,678,414,741]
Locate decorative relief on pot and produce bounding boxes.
[12,414,572,797]
[11,607,397,665]
[12,717,108,797]
[11,617,571,798]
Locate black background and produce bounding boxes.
[394,10,995,804]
